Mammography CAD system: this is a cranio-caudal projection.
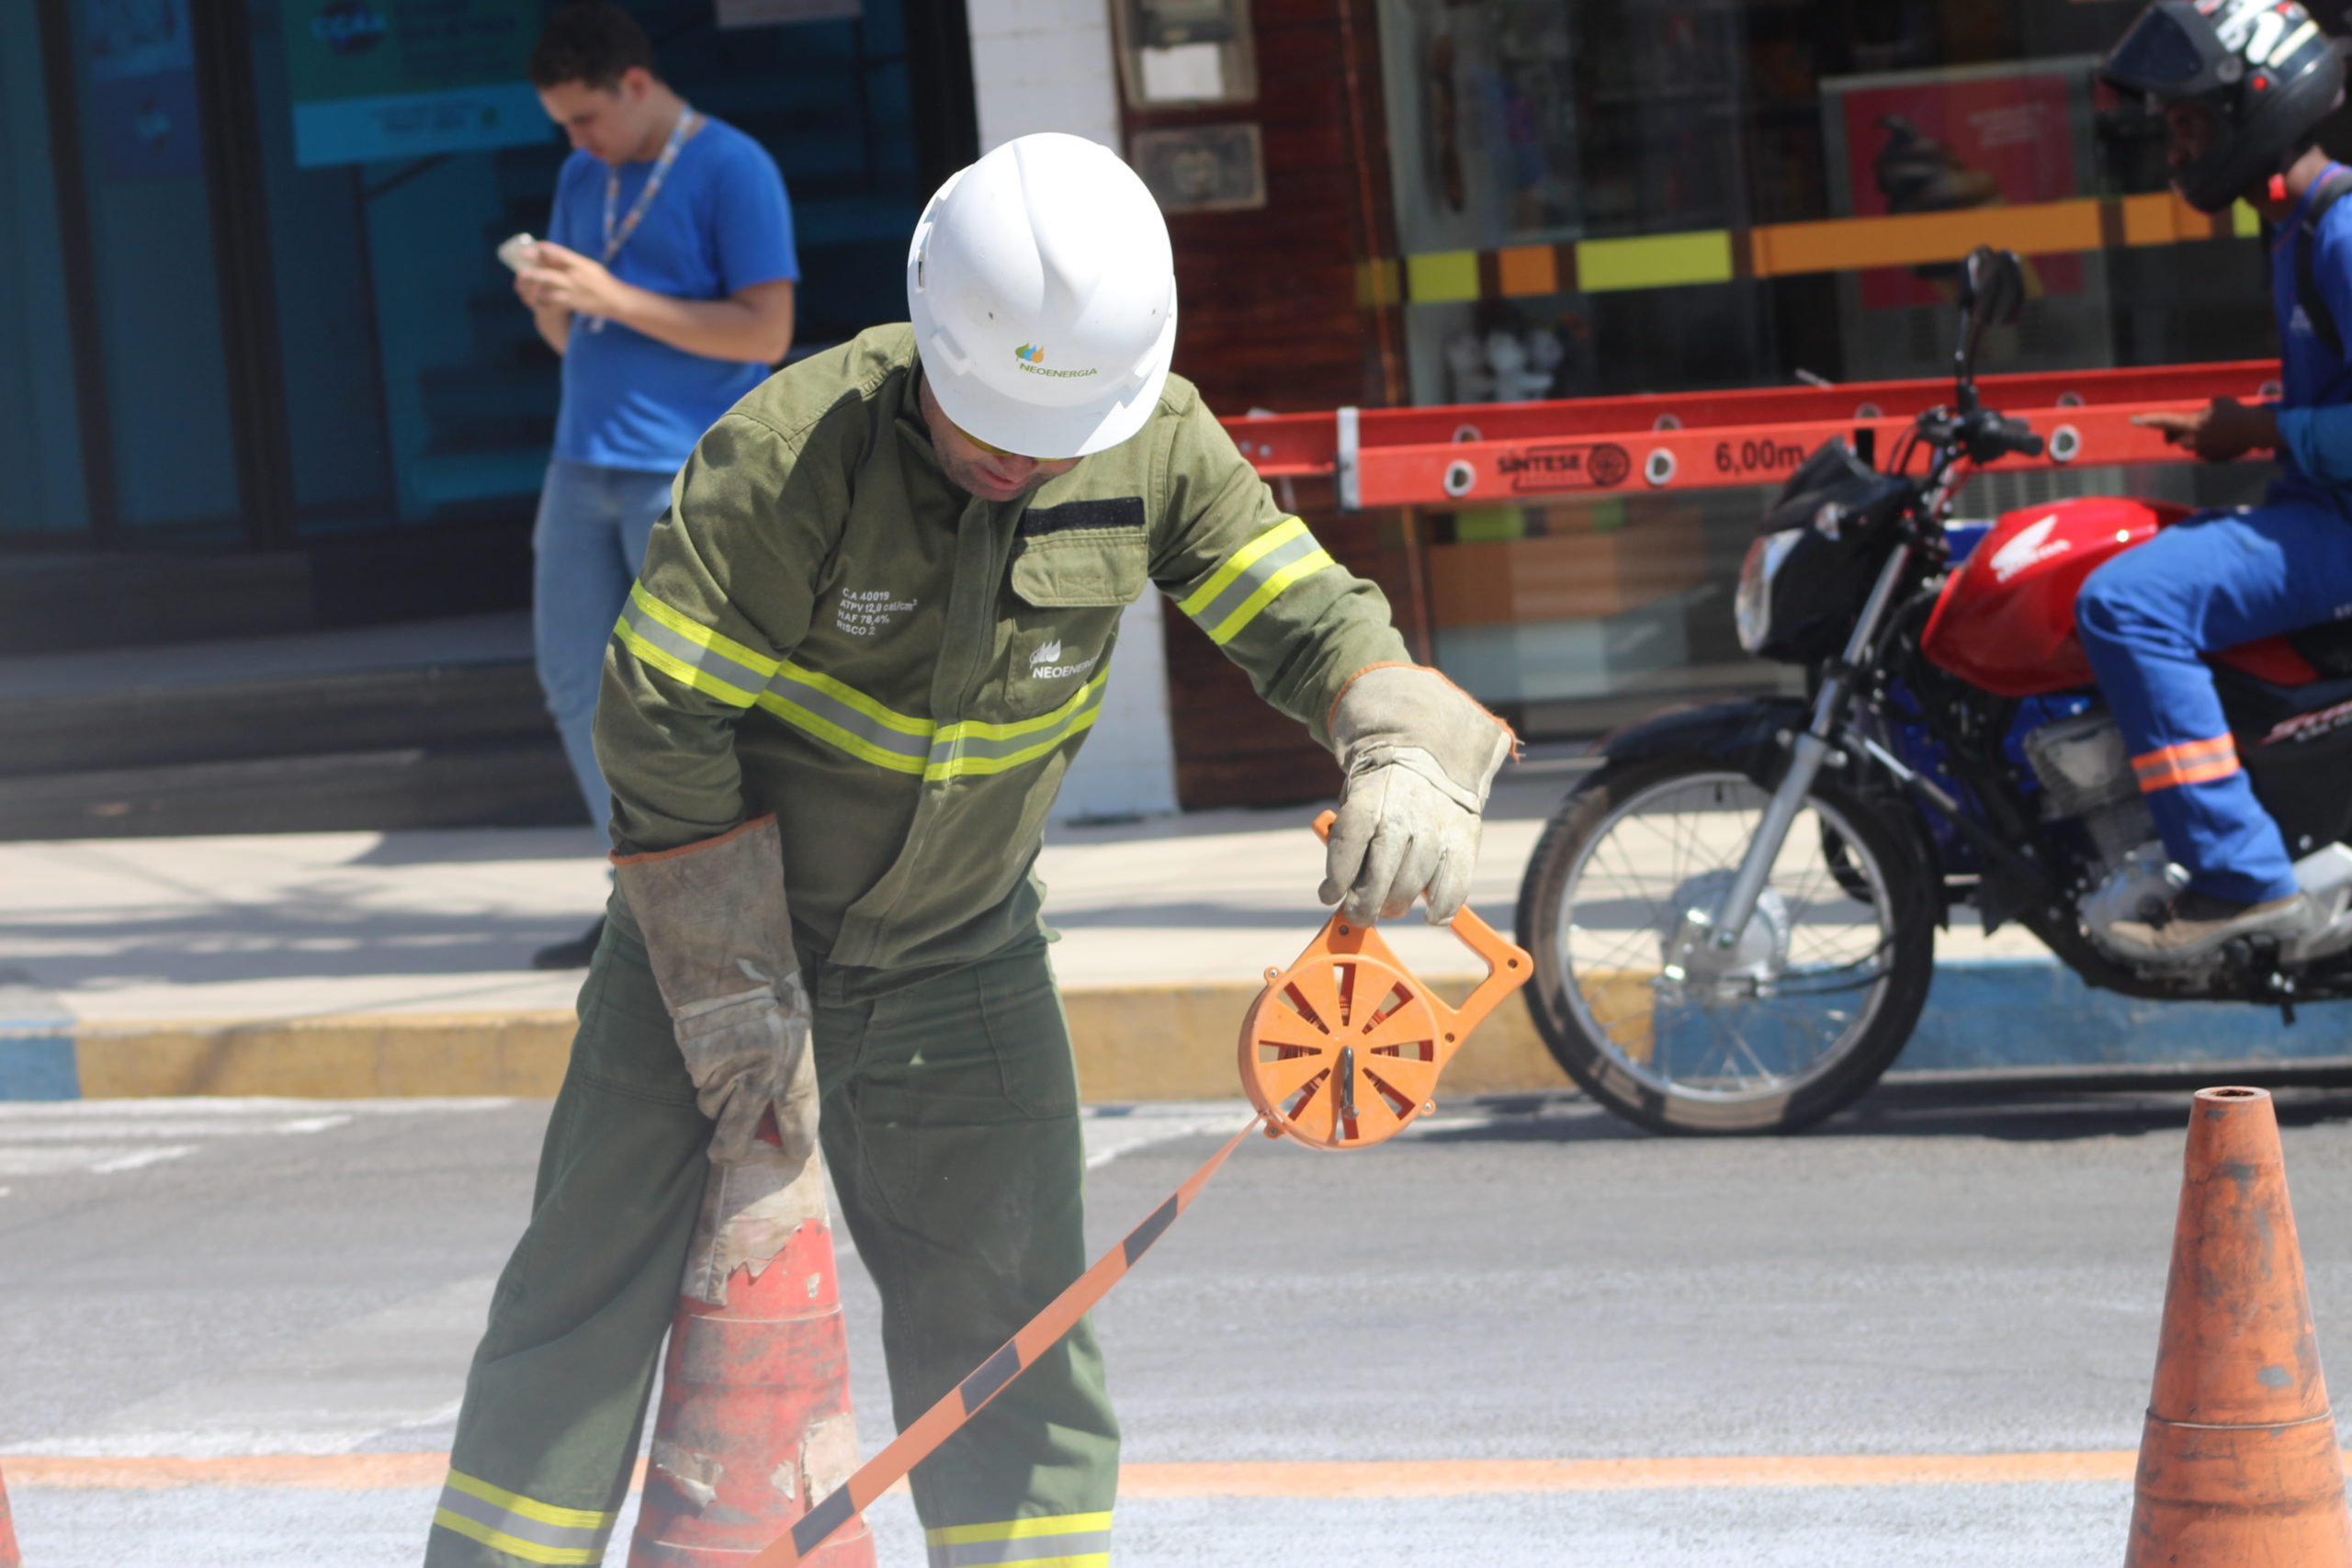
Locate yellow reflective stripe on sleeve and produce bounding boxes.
[756,660,935,774]
[1176,517,1308,620]
[613,582,778,707]
[615,622,758,707]
[432,1470,616,1565]
[1204,546,1337,644]
[773,660,933,738]
[1174,518,1339,645]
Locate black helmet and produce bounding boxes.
[2101,0,2346,212]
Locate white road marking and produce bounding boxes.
[1082,1101,1259,1168]
[0,1098,504,1188]
[85,1146,196,1174]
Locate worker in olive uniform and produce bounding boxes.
[426,132,1512,1568]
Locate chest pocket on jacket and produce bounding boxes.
[1009,500,1149,605]
[1001,503,1148,717]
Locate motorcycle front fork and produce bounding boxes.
[1664,544,1913,982]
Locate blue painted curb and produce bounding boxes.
[1894,957,2352,1074]
[0,976,79,1100]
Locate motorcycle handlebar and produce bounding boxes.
[1947,411,2043,463]
[1994,416,2045,459]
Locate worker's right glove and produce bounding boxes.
[1322,663,1514,925]
[612,815,818,1168]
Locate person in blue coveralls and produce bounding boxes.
[2081,0,2352,960]
[513,1,800,968]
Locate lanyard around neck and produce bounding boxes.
[603,106,697,264]
[586,106,698,333]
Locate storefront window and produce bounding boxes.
[0,0,89,543]
[68,0,246,546]
[14,0,941,554]
[1376,0,2290,733]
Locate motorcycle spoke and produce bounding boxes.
[1557,770,1900,1104]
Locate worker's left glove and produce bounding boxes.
[613,815,818,1168]
[1321,663,1514,925]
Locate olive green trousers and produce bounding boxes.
[424,911,1118,1567]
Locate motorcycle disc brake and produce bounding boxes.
[1238,811,1534,1150]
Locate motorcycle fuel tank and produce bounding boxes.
[1920,496,2190,697]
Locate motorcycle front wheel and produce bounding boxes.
[1516,754,1935,1134]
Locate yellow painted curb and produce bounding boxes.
[71,980,1568,1102]
[74,1012,578,1100]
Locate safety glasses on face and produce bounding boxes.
[945,412,1035,463]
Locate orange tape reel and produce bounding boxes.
[1239,811,1533,1150]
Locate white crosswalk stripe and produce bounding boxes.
[0,1097,509,1187]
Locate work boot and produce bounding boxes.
[2103,889,2307,963]
[532,918,606,971]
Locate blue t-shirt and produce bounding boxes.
[548,116,798,472]
[2269,167,2352,510]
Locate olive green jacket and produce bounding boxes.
[595,324,1408,971]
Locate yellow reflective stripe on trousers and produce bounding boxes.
[926,1510,1113,1568]
[432,1470,616,1566]
[613,582,778,707]
[1174,517,1337,645]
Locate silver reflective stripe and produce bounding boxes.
[1183,525,1330,638]
[928,1528,1114,1567]
[758,665,935,774]
[433,1474,616,1565]
[925,680,1107,779]
[616,592,773,705]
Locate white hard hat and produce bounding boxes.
[907,133,1178,461]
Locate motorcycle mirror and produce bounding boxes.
[1953,245,2026,403]
[1965,247,2027,328]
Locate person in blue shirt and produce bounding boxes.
[2078,0,2352,960]
[514,1,799,968]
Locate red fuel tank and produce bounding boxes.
[1921,496,2190,697]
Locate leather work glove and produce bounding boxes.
[1321,664,1515,925]
[612,815,819,1168]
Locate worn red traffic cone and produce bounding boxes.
[1,1459,23,1567]
[2123,1085,2352,1567]
[629,1122,873,1568]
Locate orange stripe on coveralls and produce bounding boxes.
[1,1450,2285,1495]
[2132,734,2240,791]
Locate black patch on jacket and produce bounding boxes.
[1021,497,1146,537]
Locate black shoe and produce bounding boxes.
[532,918,606,971]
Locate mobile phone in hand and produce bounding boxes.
[496,232,539,272]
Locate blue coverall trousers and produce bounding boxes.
[2075,497,2352,905]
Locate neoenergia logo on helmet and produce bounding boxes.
[1013,344,1098,379]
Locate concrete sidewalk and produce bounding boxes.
[0,761,2345,1100]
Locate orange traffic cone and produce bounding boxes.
[629,1122,873,1567]
[2124,1085,2352,1566]
[1,1458,22,1567]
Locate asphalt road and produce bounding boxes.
[8,1083,2352,1565]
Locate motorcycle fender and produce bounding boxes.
[1590,695,1947,919]
[1591,696,1813,784]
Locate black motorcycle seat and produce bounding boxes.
[2290,615,2352,679]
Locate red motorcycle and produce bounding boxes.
[1517,249,2352,1134]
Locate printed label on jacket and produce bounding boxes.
[836,589,919,637]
